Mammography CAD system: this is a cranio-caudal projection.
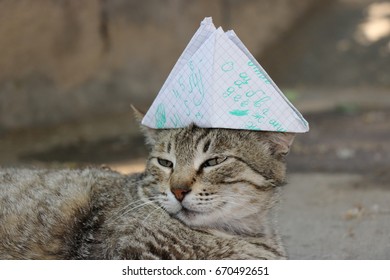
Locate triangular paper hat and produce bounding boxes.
[142,17,309,133]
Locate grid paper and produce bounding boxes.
[142,17,309,133]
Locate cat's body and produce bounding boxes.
[0,124,294,259]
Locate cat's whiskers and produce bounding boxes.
[223,194,262,209]
[197,191,260,206]
[197,193,260,215]
[141,204,164,224]
[107,197,161,222]
[109,197,151,214]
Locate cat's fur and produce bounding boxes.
[0,118,294,259]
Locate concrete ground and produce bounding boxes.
[280,173,390,259]
[280,88,390,259]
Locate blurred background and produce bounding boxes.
[0,0,389,259]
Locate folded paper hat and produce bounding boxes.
[142,17,309,133]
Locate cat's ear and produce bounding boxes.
[131,105,158,146]
[265,132,295,160]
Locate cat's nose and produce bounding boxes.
[171,188,191,202]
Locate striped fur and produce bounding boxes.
[0,125,294,259]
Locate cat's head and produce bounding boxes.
[134,108,294,234]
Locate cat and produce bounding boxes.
[0,111,294,259]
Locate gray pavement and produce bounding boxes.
[280,173,390,259]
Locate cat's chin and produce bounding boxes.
[174,207,218,228]
[175,207,203,220]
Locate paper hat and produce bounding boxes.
[142,17,309,133]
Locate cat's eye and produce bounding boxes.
[157,158,173,168]
[202,157,227,168]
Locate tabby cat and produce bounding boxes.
[0,112,294,259]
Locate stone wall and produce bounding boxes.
[0,0,319,131]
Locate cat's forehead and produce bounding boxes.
[158,125,214,151]
[154,125,259,154]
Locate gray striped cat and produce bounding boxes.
[0,113,294,259]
